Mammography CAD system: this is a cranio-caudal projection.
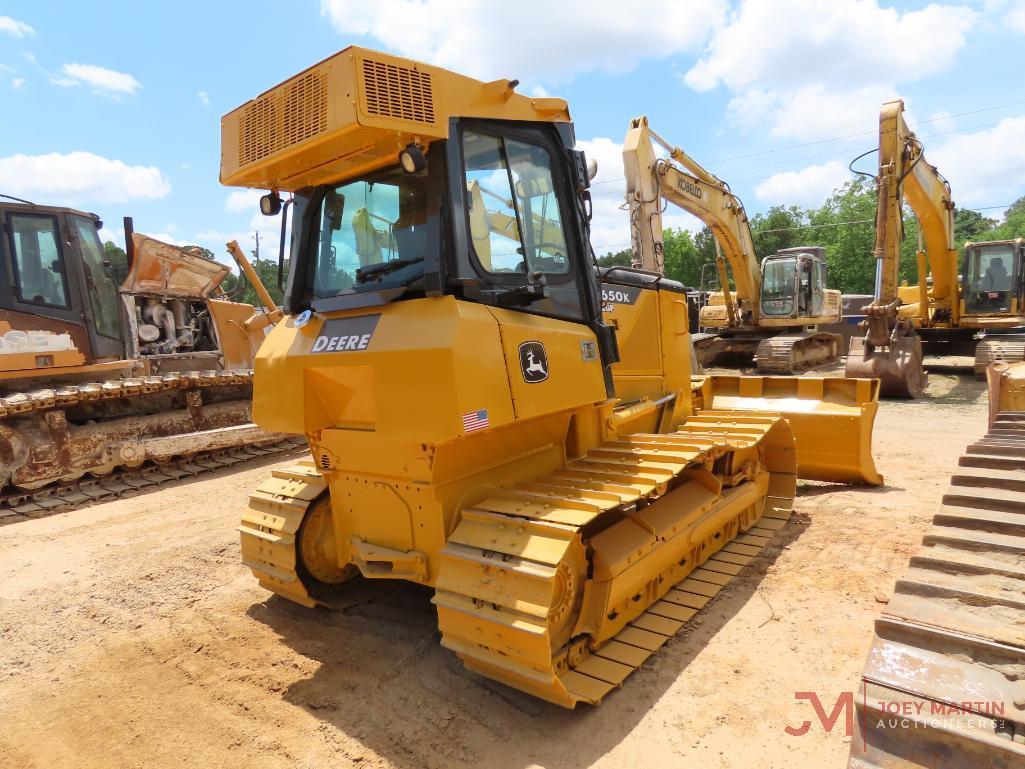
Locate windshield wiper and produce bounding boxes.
[355,256,424,283]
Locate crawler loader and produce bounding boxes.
[0,201,294,518]
[228,46,881,707]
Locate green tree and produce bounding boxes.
[969,196,1025,242]
[596,249,631,267]
[662,228,704,288]
[103,241,129,285]
[954,208,998,246]
[749,205,808,257]
[221,258,287,306]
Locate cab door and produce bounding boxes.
[455,122,607,416]
[67,214,124,359]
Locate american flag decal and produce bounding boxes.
[461,408,490,433]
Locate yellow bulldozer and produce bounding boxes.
[0,199,293,518]
[226,46,881,707]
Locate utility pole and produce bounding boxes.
[252,230,260,266]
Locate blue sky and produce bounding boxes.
[1,0,1023,268]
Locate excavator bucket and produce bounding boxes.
[693,375,882,486]
[846,334,927,399]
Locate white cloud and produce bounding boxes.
[0,16,34,37]
[929,116,1025,206]
[729,84,898,140]
[754,160,851,207]
[686,0,977,92]
[686,0,976,140]
[578,137,701,255]
[11,77,24,89]
[319,0,726,83]
[195,212,284,264]
[0,152,171,203]
[135,232,183,247]
[198,90,210,106]
[1006,1,1025,32]
[56,63,141,95]
[225,189,262,213]
[98,227,124,248]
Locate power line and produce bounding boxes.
[590,119,1025,190]
[704,99,1025,164]
[589,203,1016,250]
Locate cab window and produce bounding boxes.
[308,162,435,299]
[462,130,569,276]
[8,214,69,308]
[72,215,121,339]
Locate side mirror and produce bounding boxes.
[324,191,345,232]
[260,192,282,216]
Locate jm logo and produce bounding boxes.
[785,692,854,737]
[519,341,549,383]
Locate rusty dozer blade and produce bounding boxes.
[693,374,883,486]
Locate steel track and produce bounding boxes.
[0,436,307,525]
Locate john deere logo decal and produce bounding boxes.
[519,341,549,383]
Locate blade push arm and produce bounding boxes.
[623,116,761,325]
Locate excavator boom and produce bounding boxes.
[845,100,929,398]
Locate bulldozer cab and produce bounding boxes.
[284,118,617,381]
[760,247,828,319]
[0,203,125,367]
[962,239,1025,317]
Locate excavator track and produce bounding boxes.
[434,411,796,707]
[850,413,1025,767]
[1,436,305,524]
[975,335,1025,380]
[755,332,842,374]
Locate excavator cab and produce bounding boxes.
[962,239,1024,316]
[759,247,829,319]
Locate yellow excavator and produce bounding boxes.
[622,117,843,373]
[851,360,1025,767]
[0,199,292,519]
[847,99,1025,397]
[225,46,880,707]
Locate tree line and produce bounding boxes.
[598,178,1025,295]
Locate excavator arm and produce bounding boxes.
[875,99,959,325]
[623,116,761,325]
[846,99,931,397]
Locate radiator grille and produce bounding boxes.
[238,71,328,168]
[361,58,435,124]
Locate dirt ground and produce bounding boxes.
[0,371,988,769]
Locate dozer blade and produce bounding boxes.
[846,334,927,399]
[693,374,883,486]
